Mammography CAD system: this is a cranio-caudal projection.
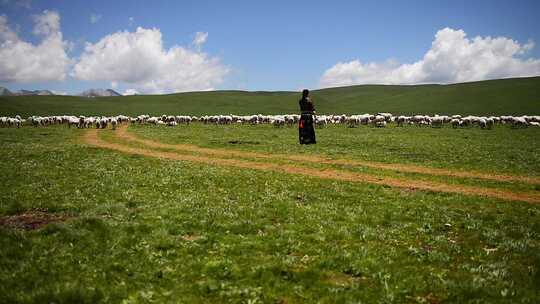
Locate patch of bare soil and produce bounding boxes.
[116,125,540,185]
[84,129,540,204]
[181,235,201,241]
[0,209,68,230]
[324,271,362,287]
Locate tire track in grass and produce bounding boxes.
[117,125,540,185]
[85,128,540,204]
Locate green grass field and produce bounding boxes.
[1,122,539,303]
[1,76,539,117]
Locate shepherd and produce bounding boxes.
[298,89,316,144]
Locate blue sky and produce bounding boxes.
[1,0,539,94]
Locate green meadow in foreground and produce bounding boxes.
[1,76,539,117]
[1,123,539,303]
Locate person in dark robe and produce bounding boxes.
[298,89,316,144]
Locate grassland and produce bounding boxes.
[1,123,539,303]
[1,76,539,117]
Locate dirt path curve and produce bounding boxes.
[85,128,540,204]
[116,125,540,185]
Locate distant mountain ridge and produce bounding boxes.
[19,89,54,96]
[78,88,122,97]
[0,87,54,96]
[0,87,12,96]
[0,86,122,97]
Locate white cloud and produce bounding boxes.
[193,31,208,48]
[320,28,540,88]
[0,15,18,41]
[0,11,71,82]
[72,28,229,93]
[33,9,60,36]
[123,88,139,95]
[90,13,101,24]
[111,81,118,88]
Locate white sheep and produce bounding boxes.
[7,117,21,128]
[375,121,387,128]
[98,117,108,129]
[67,117,79,128]
[511,117,528,128]
[271,117,285,127]
[110,118,118,130]
[371,115,385,127]
[315,116,328,128]
[396,116,409,127]
[431,116,444,128]
[147,117,159,125]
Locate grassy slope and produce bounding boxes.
[1,125,540,303]
[1,77,539,116]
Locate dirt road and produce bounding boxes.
[83,127,540,204]
[115,125,540,185]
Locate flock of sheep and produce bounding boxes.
[1,113,539,129]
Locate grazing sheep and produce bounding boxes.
[117,115,129,123]
[6,118,21,128]
[34,117,45,127]
[84,117,96,128]
[99,117,108,129]
[485,117,494,129]
[377,112,393,122]
[375,121,387,128]
[67,117,79,128]
[284,114,298,126]
[478,118,488,129]
[3,112,535,132]
[396,116,409,127]
[147,117,159,125]
[371,115,385,127]
[136,115,148,124]
[431,116,444,128]
[460,116,473,127]
[315,116,328,128]
[511,117,528,128]
[346,115,360,127]
[110,118,118,130]
[411,115,426,126]
[271,117,285,127]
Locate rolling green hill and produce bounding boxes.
[0,77,539,116]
